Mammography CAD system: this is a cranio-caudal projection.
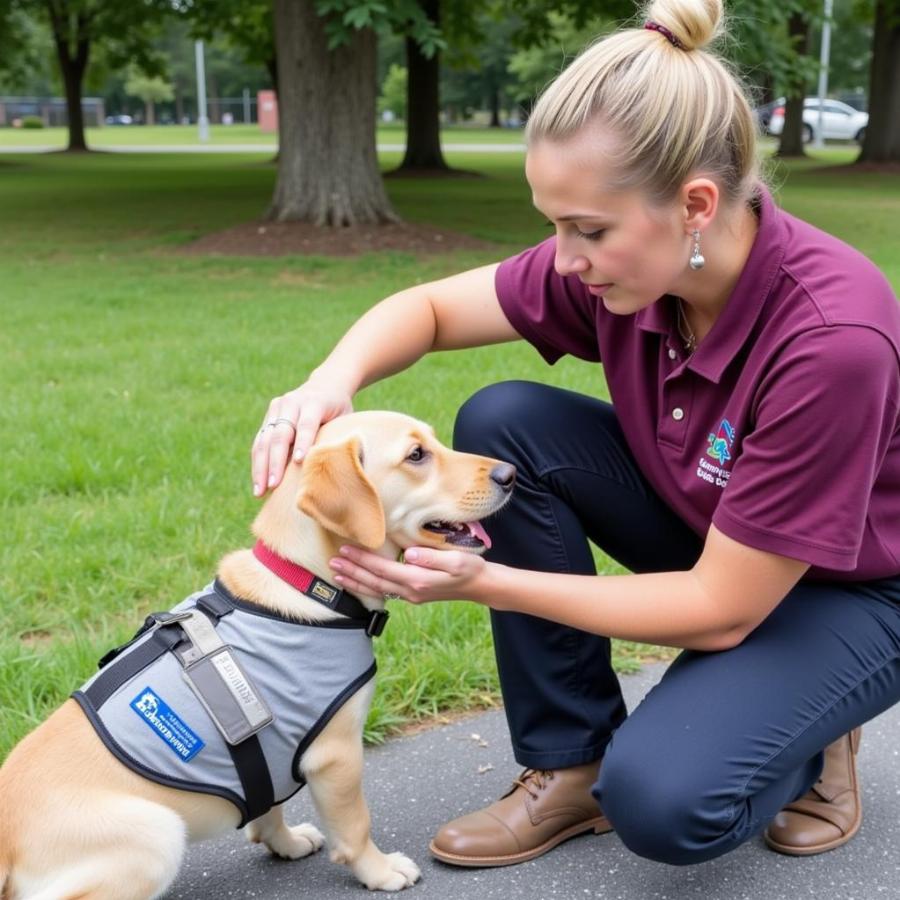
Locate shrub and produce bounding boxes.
[22,116,45,129]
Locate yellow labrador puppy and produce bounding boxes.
[0,411,515,899]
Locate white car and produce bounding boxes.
[767,98,868,144]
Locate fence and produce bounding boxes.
[0,96,105,127]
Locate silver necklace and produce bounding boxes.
[675,298,697,353]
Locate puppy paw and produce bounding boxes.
[361,851,421,891]
[265,822,326,860]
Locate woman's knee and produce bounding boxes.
[597,741,733,866]
[453,380,548,454]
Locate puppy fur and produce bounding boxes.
[0,411,513,899]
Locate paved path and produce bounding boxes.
[0,143,525,155]
[163,662,900,899]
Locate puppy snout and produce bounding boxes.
[489,463,516,493]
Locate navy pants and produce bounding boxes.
[454,381,900,866]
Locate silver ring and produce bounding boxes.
[383,592,403,602]
[273,417,296,429]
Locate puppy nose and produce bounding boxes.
[490,463,517,492]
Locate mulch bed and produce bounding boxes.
[180,220,496,258]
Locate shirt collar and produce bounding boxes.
[636,185,786,383]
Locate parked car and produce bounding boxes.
[105,114,133,126]
[767,98,868,144]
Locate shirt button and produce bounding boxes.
[672,408,685,421]
[668,348,677,360]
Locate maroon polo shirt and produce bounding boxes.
[495,187,900,581]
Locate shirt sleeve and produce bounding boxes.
[494,237,601,364]
[712,325,900,570]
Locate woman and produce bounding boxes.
[252,0,900,868]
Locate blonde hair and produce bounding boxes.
[524,0,760,207]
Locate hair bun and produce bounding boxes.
[643,0,723,51]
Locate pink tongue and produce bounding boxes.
[466,520,492,549]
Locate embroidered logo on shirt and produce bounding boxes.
[130,687,205,761]
[707,419,735,465]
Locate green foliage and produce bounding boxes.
[0,4,55,92]
[507,11,615,104]
[20,114,43,127]
[378,63,408,119]
[124,66,174,105]
[315,0,445,55]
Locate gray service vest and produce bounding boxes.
[73,581,376,826]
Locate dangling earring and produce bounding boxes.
[689,229,705,270]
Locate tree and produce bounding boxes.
[397,0,451,173]
[269,0,397,224]
[8,0,169,151]
[124,66,174,126]
[776,9,813,157]
[859,0,900,162]
[378,63,408,119]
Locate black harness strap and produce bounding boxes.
[227,735,275,821]
[85,627,184,708]
[196,588,235,621]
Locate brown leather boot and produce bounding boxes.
[429,761,612,867]
[764,727,862,856]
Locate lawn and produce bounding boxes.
[1,147,897,761]
[0,122,527,149]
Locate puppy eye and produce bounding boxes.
[406,445,429,463]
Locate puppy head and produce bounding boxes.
[294,411,514,553]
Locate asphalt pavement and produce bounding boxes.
[163,661,900,900]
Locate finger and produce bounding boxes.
[264,402,302,490]
[293,401,324,461]
[337,546,411,581]
[330,560,407,599]
[251,401,281,496]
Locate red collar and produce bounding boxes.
[252,540,319,594]
[251,541,388,637]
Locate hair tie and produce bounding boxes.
[644,21,685,49]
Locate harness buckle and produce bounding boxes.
[96,610,193,669]
[366,610,389,638]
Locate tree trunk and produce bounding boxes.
[859,0,900,163]
[397,0,450,172]
[265,55,278,95]
[268,0,397,225]
[145,99,155,126]
[209,74,221,125]
[775,12,810,158]
[47,3,90,152]
[489,86,501,128]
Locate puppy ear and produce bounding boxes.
[297,436,386,549]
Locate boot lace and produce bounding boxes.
[512,768,555,800]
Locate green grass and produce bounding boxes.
[0,122,526,149]
[1,148,897,760]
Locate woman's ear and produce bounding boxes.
[297,436,386,549]
[681,177,719,233]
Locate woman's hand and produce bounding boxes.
[251,380,353,496]
[329,545,490,605]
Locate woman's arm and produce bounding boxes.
[329,525,810,651]
[253,262,520,493]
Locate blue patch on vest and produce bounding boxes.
[130,686,205,762]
